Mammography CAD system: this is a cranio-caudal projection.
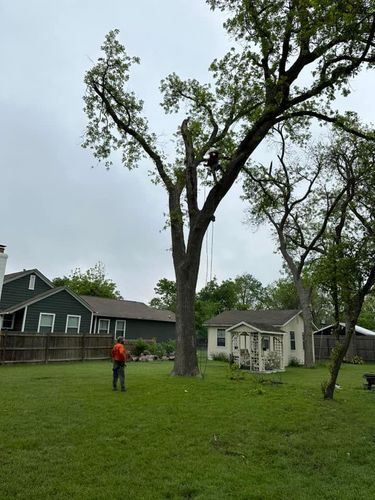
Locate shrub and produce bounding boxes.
[133,338,149,357]
[211,352,229,362]
[161,339,176,356]
[343,355,364,365]
[227,363,245,380]
[264,351,281,370]
[288,357,302,367]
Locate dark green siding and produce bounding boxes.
[94,317,175,341]
[126,319,175,341]
[24,290,92,333]
[1,274,52,310]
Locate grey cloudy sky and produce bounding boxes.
[1,1,375,302]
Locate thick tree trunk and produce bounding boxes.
[324,319,356,400]
[295,282,315,367]
[171,265,200,376]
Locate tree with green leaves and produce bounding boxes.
[53,262,122,299]
[243,128,349,366]
[149,278,177,312]
[311,134,375,399]
[83,1,375,376]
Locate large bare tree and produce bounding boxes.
[83,0,375,375]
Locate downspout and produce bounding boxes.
[0,245,8,331]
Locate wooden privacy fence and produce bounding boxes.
[0,332,157,364]
[0,332,114,364]
[315,335,375,362]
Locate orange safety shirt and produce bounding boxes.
[112,342,126,362]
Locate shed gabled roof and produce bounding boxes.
[81,295,175,323]
[205,309,301,329]
[4,269,54,288]
[0,287,94,315]
[227,321,284,334]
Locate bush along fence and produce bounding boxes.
[315,335,375,363]
[0,332,156,365]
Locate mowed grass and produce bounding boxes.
[1,361,375,500]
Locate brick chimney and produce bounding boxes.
[0,244,8,301]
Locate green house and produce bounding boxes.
[0,269,175,341]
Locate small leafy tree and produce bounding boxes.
[83,1,375,375]
[149,278,177,312]
[53,262,122,299]
[312,134,375,399]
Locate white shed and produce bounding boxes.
[205,309,305,371]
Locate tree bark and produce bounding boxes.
[295,282,315,367]
[172,263,200,376]
[324,319,356,400]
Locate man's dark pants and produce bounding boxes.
[113,361,125,390]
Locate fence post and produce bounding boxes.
[82,333,86,361]
[0,331,4,364]
[44,331,50,364]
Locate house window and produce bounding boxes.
[66,315,81,334]
[115,320,126,337]
[98,319,110,334]
[38,313,55,333]
[262,336,270,351]
[1,314,14,329]
[290,331,296,350]
[217,328,226,347]
[29,274,36,290]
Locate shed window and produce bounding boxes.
[38,313,55,333]
[290,331,296,350]
[115,320,126,337]
[217,328,226,347]
[29,274,36,290]
[262,336,270,351]
[66,315,81,334]
[98,319,110,334]
[2,314,14,329]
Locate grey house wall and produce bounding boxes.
[24,290,92,333]
[1,274,51,310]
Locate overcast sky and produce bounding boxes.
[2,1,375,303]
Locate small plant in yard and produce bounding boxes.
[264,351,281,370]
[132,338,149,356]
[288,357,302,367]
[161,339,176,356]
[227,363,245,380]
[343,355,364,365]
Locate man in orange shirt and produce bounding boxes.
[112,337,127,392]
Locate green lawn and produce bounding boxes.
[1,360,375,499]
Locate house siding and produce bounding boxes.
[126,319,175,341]
[94,316,175,341]
[24,290,92,332]
[281,315,305,366]
[1,274,52,310]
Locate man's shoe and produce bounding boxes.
[121,387,126,392]
[113,387,117,391]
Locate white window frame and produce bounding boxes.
[97,318,110,334]
[29,274,36,290]
[1,314,15,330]
[65,315,81,334]
[38,313,55,333]
[115,320,126,337]
[217,328,226,347]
